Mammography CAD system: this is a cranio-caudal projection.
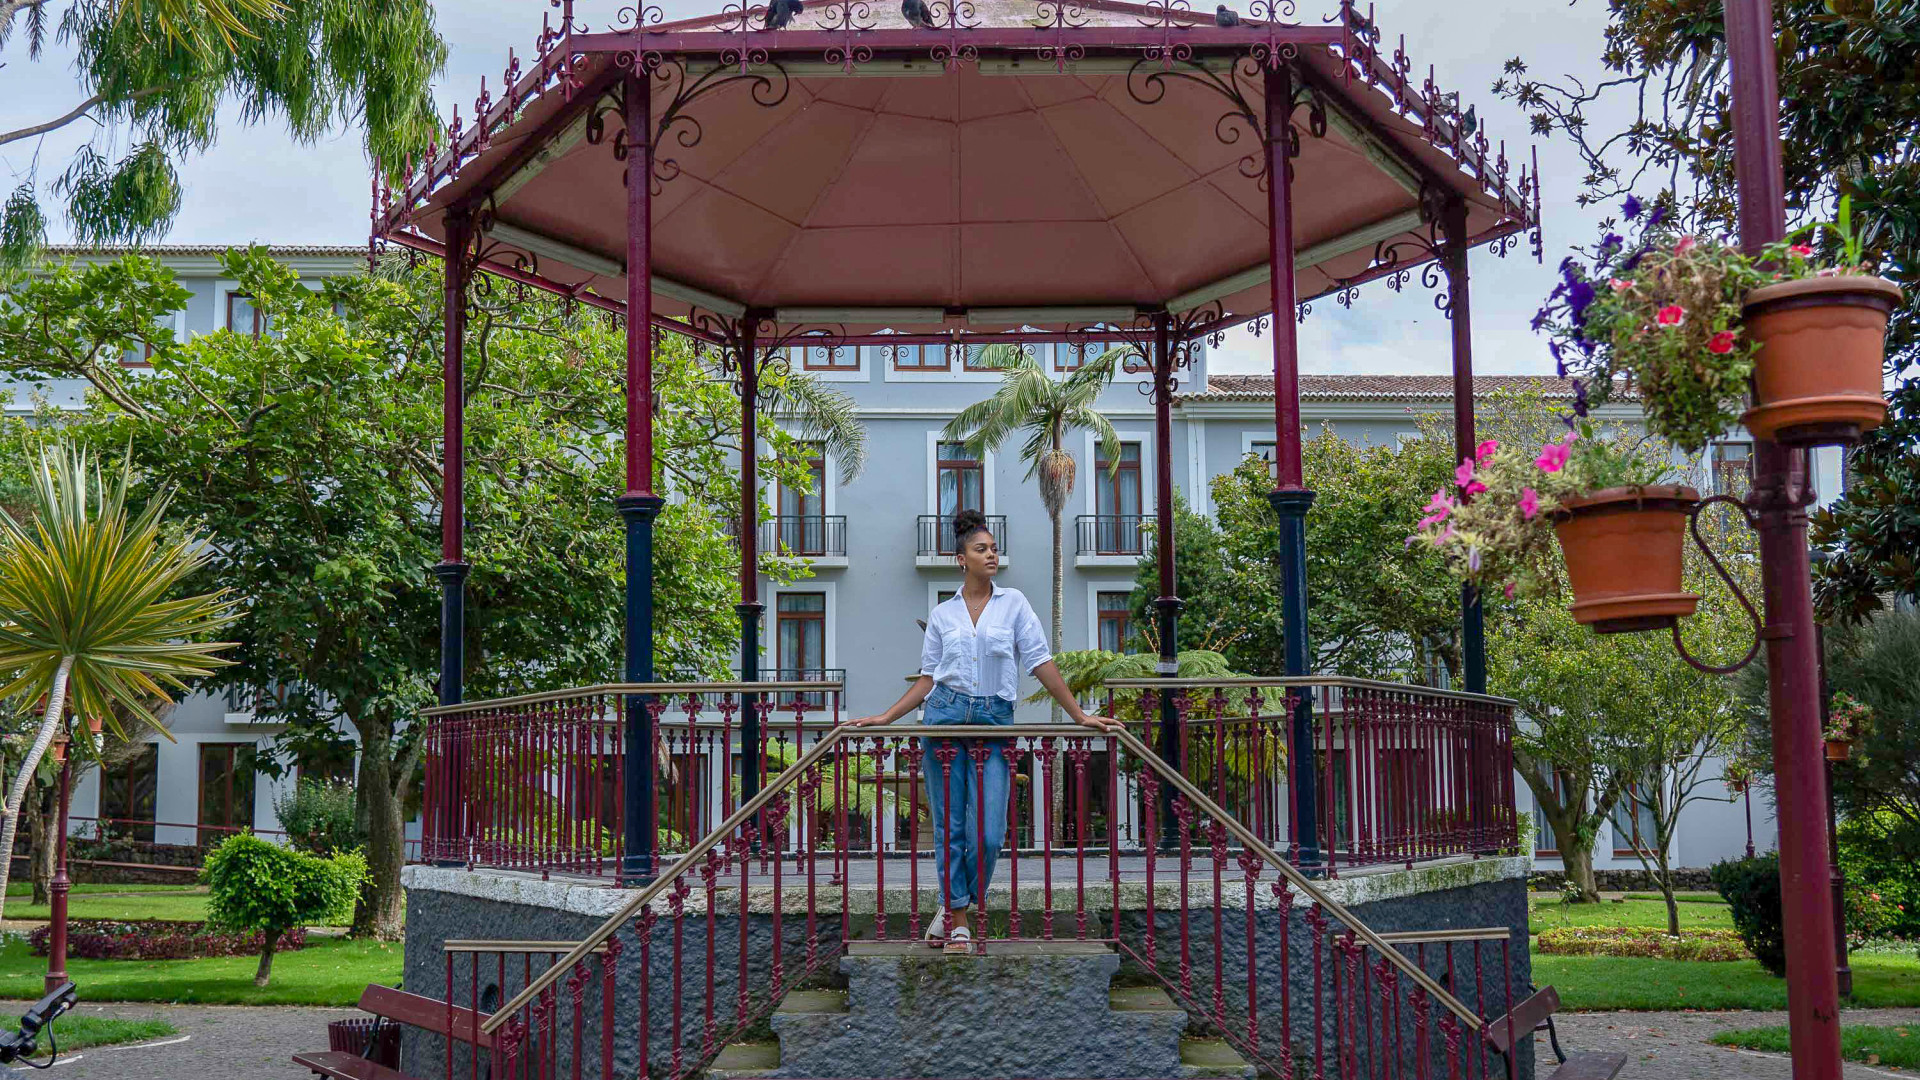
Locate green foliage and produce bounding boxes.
[1534,925,1750,961]
[1535,951,1920,1011]
[271,778,360,856]
[1714,1024,1920,1070]
[204,832,365,933]
[0,0,445,261]
[1836,811,1920,940]
[0,930,401,1006]
[1814,380,1920,621]
[1710,853,1787,977]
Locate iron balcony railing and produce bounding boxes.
[915,513,1008,556]
[1075,513,1153,556]
[757,667,845,708]
[762,515,846,558]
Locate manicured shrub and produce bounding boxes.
[273,777,362,856]
[1711,853,1786,976]
[1534,926,1750,962]
[27,918,308,961]
[1836,810,1920,940]
[203,832,365,987]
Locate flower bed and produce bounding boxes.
[27,919,309,961]
[1535,925,1750,961]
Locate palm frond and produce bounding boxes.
[763,368,869,483]
[0,445,238,741]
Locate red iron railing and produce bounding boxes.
[441,723,1528,1080]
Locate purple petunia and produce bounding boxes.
[1647,204,1668,227]
[1622,194,1643,220]
[1566,280,1596,326]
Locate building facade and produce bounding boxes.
[12,246,1827,870]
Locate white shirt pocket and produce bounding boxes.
[984,624,1016,659]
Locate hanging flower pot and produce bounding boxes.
[1741,275,1902,447]
[1552,485,1701,634]
[1825,738,1852,762]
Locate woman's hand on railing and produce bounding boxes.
[1073,712,1125,734]
[843,715,895,728]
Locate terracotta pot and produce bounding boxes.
[1552,485,1701,634]
[1741,275,1902,446]
[1826,739,1851,762]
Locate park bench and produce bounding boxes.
[1484,984,1627,1080]
[293,983,493,1080]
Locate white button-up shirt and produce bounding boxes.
[919,584,1053,702]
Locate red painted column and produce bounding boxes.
[738,318,765,808]
[45,753,71,993]
[433,209,473,862]
[1152,313,1181,846]
[1263,63,1320,866]
[1439,199,1486,694]
[1725,2,1842,1076]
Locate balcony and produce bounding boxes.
[1076,514,1153,567]
[758,667,848,709]
[915,514,1009,568]
[763,515,847,567]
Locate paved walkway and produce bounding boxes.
[3,1002,353,1080]
[1555,1008,1920,1080]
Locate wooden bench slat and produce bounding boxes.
[1546,1051,1628,1080]
[1482,985,1561,1053]
[292,1050,418,1080]
[358,985,495,1049]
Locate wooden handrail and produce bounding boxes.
[479,721,1490,1034]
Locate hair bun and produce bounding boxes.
[951,508,989,541]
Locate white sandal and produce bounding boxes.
[943,924,973,955]
[924,907,949,948]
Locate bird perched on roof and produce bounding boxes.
[763,0,802,29]
[1350,8,1377,40]
[1461,104,1478,137]
[1214,3,1241,26]
[902,0,937,29]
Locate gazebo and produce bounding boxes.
[374,0,1540,881]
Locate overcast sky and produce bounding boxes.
[0,0,1626,379]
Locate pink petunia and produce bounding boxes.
[1476,438,1499,464]
[1419,489,1454,530]
[1503,582,1517,601]
[1656,305,1686,327]
[1790,244,1814,258]
[1609,278,1634,293]
[1708,330,1737,354]
[1535,442,1572,473]
[1674,235,1698,256]
[1429,524,1454,548]
[1456,458,1488,496]
[1519,487,1540,520]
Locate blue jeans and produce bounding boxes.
[921,684,1013,911]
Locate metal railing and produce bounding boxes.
[915,513,1008,556]
[1075,513,1153,555]
[761,515,846,558]
[456,723,1523,1080]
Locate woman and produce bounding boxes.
[846,508,1122,953]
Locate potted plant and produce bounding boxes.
[1411,422,1698,633]
[1826,692,1871,762]
[1536,195,1899,451]
[1741,199,1902,446]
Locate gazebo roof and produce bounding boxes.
[376,0,1539,341]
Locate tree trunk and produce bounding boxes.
[1050,506,1063,725]
[28,783,55,906]
[0,655,75,926]
[255,928,280,987]
[352,728,407,940]
[1559,842,1599,903]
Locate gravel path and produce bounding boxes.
[0,1001,354,1080]
[1554,1008,1920,1080]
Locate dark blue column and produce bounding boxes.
[1269,489,1318,867]
[620,494,665,882]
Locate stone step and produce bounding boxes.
[1178,1037,1256,1080]
[775,989,849,1015]
[707,1041,780,1080]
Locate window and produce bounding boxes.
[936,441,984,552]
[100,744,159,843]
[198,743,258,846]
[295,741,357,787]
[963,344,996,371]
[777,593,826,676]
[1711,442,1753,495]
[936,590,957,606]
[1097,592,1135,653]
[1094,443,1143,554]
[1533,771,1570,855]
[890,343,948,371]
[779,444,827,554]
[1249,440,1279,481]
[1611,784,1659,855]
[225,293,267,336]
[800,345,857,372]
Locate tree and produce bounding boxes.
[202,830,364,986]
[941,345,1124,722]
[0,249,863,938]
[1126,494,1283,672]
[0,443,237,924]
[1492,1,1920,623]
[0,0,443,264]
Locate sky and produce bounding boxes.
[0,0,1628,380]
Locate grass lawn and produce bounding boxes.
[1713,1024,1920,1068]
[5,884,196,897]
[10,1013,179,1051]
[1535,952,1920,1011]
[0,935,401,1007]
[1527,897,1734,935]
[5,891,213,924]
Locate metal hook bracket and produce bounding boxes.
[1671,493,1764,675]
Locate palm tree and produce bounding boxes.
[942,344,1126,722]
[0,445,237,923]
